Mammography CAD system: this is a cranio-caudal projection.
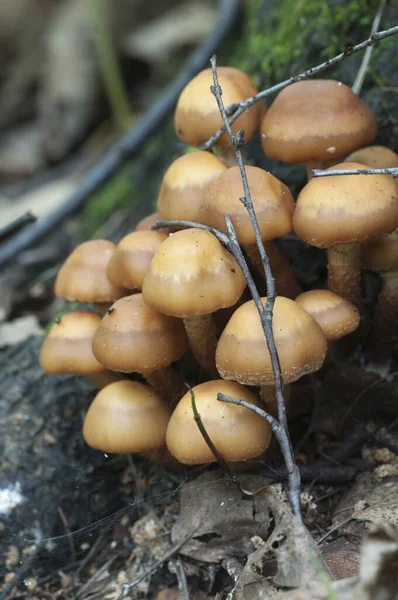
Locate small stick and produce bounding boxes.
[210,57,302,521]
[201,25,398,151]
[0,211,36,243]
[312,167,398,178]
[168,557,190,600]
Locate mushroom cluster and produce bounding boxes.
[40,65,398,469]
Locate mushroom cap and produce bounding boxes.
[135,212,171,235]
[260,80,377,164]
[174,67,263,147]
[345,146,398,169]
[362,229,398,272]
[106,231,168,290]
[201,166,294,245]
[83,380,171,453]
[157,150,227,223]
[166,380,272,464]
[142,228,246,317]
[216,297,327,385]
[293,162,398,248]
[92,294,188,373]
[55,240,126,303]
[295,290,360,340]
[40,310,105,375]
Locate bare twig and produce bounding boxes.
[0,211,36,243]
[168,557,190,600]
[210,56,302,521]
[201,25,398,151]
[352,0,387,95]
[312,167,398,178]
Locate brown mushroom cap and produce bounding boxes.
[83,380,171,453]
[106,231,168,290]
[362,229,398,272]
[92,294,188,373]
[135,212,170,235]
[166,380,272,464]
[346,146,398,169]
[261,80,377,164]
[174,67,263,147]
[293,162,398,248]
[295,290,360,340]
[201,165,294,245]
[157,150,227,223]
[142,228,246,317]
[40,311,105,375]
[216,297,327,385]
[55,240,127,303]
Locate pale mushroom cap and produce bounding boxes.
[216,297,327,385]
[83,380,171,453]
[157,150,227,222]
[166,380,272,464]
[295,290,360,340]
[92,294,188,373]
[346,146,398,169]
[40,311,105,375]
[261,80,377,164]
[201,166,294,245]
[362,229,398,272]
[142,228,246,317]
[135,212,171,235]
[55,240,127,303]
[293,163,398,248]
[106,231,168,290]
[174,67,263,147]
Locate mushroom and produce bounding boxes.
[142,228,246,377]
[166,380,272,465]
[216,297,327,416]
[362,228,398,372]
[260,80,377,178]
[106,230,168,290]
[202,165,301,298]
[135,212,171,235]
[157,150,226,224]
[83,381,171,454]
[293,162,398,307]
[55,240,127,315]
[174,67,264,166]
[295,290,360,341]
[92,294,188,403]
[345,145,398,169]
[39,310,121,388]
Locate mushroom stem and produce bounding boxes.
[215,146,246,168]
[259,385,291,418]
[87,370,124,388]
[245,242,302,299]
[368,269,398,371]
[94,302,113,316]
[327,244,362,307]
[183,314,218,377]
[145,366,186,406]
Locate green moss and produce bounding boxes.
[232,0,379,85]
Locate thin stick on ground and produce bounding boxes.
[312,167,398,178]
[201,25,398,151]
[168,557,190,600]
[210,56,302,521]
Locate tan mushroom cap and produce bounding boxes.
[346,146,398,169]
[174,67,263,147]
[166,380,272,464]
[362,229,398,272]
[83,380,171,453]
[55,240,127,303]
[106,231,168,290]
[135,212,171,235]
[261,80,377,164]
[157,150,227,223]
[295,290,360,340]
[201,166,294,245]
[92,294,187,373]
[216,297,327,385]
[293,162,398,248]
[142,228,246,317]
[40,311,105,375]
